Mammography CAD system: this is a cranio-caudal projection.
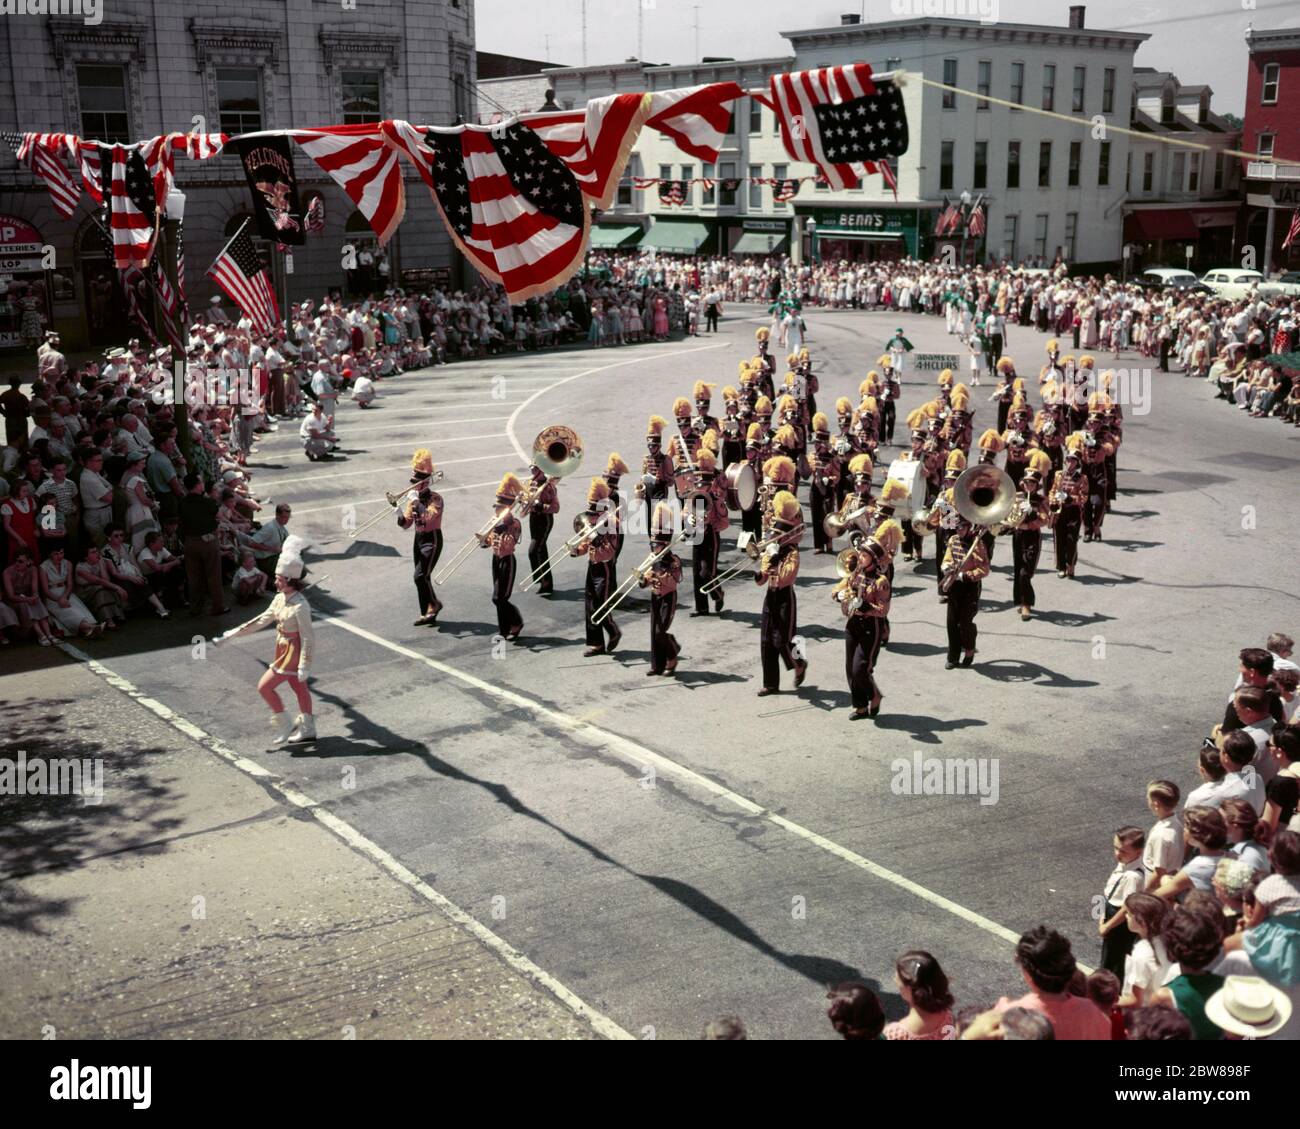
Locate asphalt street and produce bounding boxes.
[6,304,1298,1039]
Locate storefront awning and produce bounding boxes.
[732,231,788,254]
[641,221,710,254]
[588,223,643,248]
[1123,209,1198,241]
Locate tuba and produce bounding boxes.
[951,464,1016,528]
[531,424,584,481]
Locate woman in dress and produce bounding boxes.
[652,294,669,341]
[2,478,39,563]
[626,303,643,343]
[122,451,159,552]
[882,950,956,1040]
[3,549,57,645]
[215,536,317,745]
[40,546,103,638]
[75,544,128,629]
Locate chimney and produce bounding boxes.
[841,13,861,25]
[1068,6,1085,28]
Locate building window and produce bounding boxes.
[1042,64,1055,112]
[1188,152,1200,193]
[680,164,693,207]
[1010,62,1024,108]
[1098,141,1111,187]
[1160,93,1175,126]
[1034,214,1049,259]
[702,162,716,205]
[748,165,762,208]
[726,109,737,136]
[1072,66,1086,113]
[659,164,672,182]
[217,67,263,134]
[978,61,991,109]
[940,141,955,191]
[618,154,641,208]
[1003,214,1018,262]
[77,64,131,142]
[974,141,988,190]
[719,162,737,206]
[1142,152,1154,192]
[1102,67,1115,114]
[772,163,788,211]
[1067,141,1081,187]
[749,98,762,134]
[1064,212,1078,260]
[1214,152,1224,191]
[1198,96,1208,125]
[943,59,957,109]
[1038,140,1052,188]
[1258,133,1275,160]
[1006,140,1021,189]
[341,70,381,124]
[1262,62,1280,104]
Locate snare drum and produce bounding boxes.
[886,457,925,520]
[723,460,758,511]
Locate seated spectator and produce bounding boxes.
[2,549,56,645]
[1204,976,1293,1039]
[993,926,1111,1039]
[825,981,885,1041]
[1219,730,1268,814]
[1222,796,1271,872]
[232,550,269,605]
[1274,668,1299,726]
[39,545,102,638]
[1184,747,1233,811]
[138,530,185,609]
[881,950,955,1040]
[74,544,128,630]
[1223,830,1300,979]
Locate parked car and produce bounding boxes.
[1141,267,1198,287]
[1258,271,1300,299]
[1200,268,1265,299]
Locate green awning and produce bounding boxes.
[588,223,643,248]
[641,221,710,253]
[732,231,788,254]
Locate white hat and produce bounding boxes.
[274,534,313,581]
[1204,976,1293,1039]
[210,295,222,305]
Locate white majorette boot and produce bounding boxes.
[287,713,317,742]
[270,711,295,746]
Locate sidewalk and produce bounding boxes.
[0,658,597,1040]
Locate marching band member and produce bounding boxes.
[1049,438,1089,578]
[928,448,966,599]
[1071,355,1096,431]
[1010,450,1053,622]
[1034,380,1066,475]
[941,518,989,670]
[481,473,524,641]
[828,452,874,548]
[636,415,674,532]
[777,389,805,451]
[1076,402,1116,542]
[574,478,622,656]
[216,535,318,745]
[946,383,974,456]
[975,428,1006,565]
[773,423,804,491]
[1100,373,1122,506]
[719,386,746,469]
[753,395,774,445]
[397,448,444,626]
[1040,338,1064,386]
[833,397,858,506]
[524,462,560,597]
[798,347,819,422]
[897,409,930,563]
[877,356,900,445]
[854,397,881,463]
[871,477,910,590]
[603,452,630,560]
[990,357,1017,433]
[690,448,729,616]
[693,380,719,436]
[740,422,768,537]
[807,413,841,554]
[738,363,760,418]
[756,490,807,697]
[642,501,683,677]
[833,518,902,720]
[1001,392,1037,489]
[760,454,797,537]
[754,327,776,399]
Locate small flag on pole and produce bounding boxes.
[207,221,279,334]
[1282,207,1300,252]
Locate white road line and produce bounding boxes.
[55,641,634,1042]
[292,479,503,517]
[503,343,731,462]
[263,452,517,489]
[328,618,1028,956]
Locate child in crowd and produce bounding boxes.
[233,550,268,605]
[1143,780,1183,892]
[1098,826,1146,976]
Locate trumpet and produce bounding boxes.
[834,550,886,617]
[521,508,615,592]
[347,469,445,540]
[591,515,697,625]
[700,523,805,595]
[434,425,582,584]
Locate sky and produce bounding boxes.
[475,0,1300,116]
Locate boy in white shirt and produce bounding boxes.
[233,550,268,604]
[1143,780,1184,892]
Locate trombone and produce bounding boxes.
[521,508,615,592]
[590,515,697,626]
[434,425,583,584]
[347,469,444,540]
[699,523,806,595]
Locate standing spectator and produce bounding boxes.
[1143,779,1184,892]
[0,375,30,447]
[1098,826,1146,976]
[993,926,1111,1039]
[146,436,185,526]
[178,472,227,617]
[882,950,956,1039]
[1119,894,1172,1007]
[77,449,114,547]
[2,478,39,563]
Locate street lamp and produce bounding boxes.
[805,217,818,265]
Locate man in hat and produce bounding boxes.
[990,357,1017,433]
[398,449,444,626]
[208,294,232,325]
[1076,409,1115,542]
[833,517,901,720]
[877,356,901,445]
[1001,393,1037,490]
[941,518,988,669]
[928,448,967,599]
[480,473,524,640]
[1049,438,1089,578]
[523,461,560,597]
[1010,450,1052,621]
[806,412,840,555]
[573,477,623,655]
[755,489,806,696]
[636,415,674,534]
[603,452,630,561]
[641,501,683,676]
[693,381,719,436]
[688,448,728,617]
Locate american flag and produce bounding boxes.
[207,221,279,334]
[94,144,159,269]
[1283,207,1300,252]
[644,82,744,161]
[285,124,407,245]
[768,63,909,191]
[3,131,80,217]
[773,178,801,203]
[934,196,961,237]
[967,195,986,238]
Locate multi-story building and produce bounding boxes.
[0,3,474,352]
[1240,26,1300,273]
[1121,69,1241,273]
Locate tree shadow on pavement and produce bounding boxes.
[0,698,182,935]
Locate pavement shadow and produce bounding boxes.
[974,659,1099,689]
[1100,539,1164,552]
[885,640,947,658]
[872,713,990,745]
[1071,571,1143,587]
[0,698,183,934]
[1028,608,1115,629]
[1107,508,1159,520]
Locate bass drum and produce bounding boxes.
[723,460,758,511]
[885,457,926,520]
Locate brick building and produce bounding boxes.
[1240,26,1300,273]
[0,2,475,352]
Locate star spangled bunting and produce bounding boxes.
[644,82,744,162]
[96,144,158,269]
[283,124,406,245]
[4,131,80,217]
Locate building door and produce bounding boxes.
[76,221,137,348]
